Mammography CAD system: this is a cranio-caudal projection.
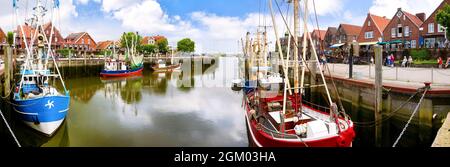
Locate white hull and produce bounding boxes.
[23,119,64,136]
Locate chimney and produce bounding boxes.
[416,13,426,22]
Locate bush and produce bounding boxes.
[409,49,430,61]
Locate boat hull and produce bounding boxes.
[13,95,70,136]
[152,64,181,72]
[244,94,355,147]
[100,66,144,77]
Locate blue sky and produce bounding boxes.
[0,0,445,53]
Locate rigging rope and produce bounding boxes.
[0,107,21,147]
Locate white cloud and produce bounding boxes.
[76,0,90,5]
[306,0,344,16]
[369,0,442,18]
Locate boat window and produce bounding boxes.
[24,77,28,81]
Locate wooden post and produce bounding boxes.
[374,45,383,147]
[2,46,11,98]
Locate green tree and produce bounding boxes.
[7,32,14,46]
[436,4,450,40]
[177,38,195,53]
[156,38,169,54]
[140,44,157,55]
[120,32,142,52]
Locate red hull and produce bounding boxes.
[100,68,143,77]
[244,95,355,147]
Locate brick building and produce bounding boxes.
[65,32,97,53]
[335,24,362,49]
[324,27,337,49]
[357,13,390,45]
[14,22,65,50]
[383,8,425,49]
[141,35,166,45]
[420,0,450,48]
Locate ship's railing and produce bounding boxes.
[257,120,301,140]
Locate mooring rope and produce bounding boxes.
[0,108,21,147]
[352,89,421,127]
[392,87,429,147]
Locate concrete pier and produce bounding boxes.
[432,112,450,147]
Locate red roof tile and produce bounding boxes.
[312,29,327,41]
[403,11,424,27]
[340,24,362,36]
[370,14,391,32]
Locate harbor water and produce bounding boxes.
[0,57,447,147]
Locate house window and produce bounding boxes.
[405,26,410,37]
[397,24,403,37]
[428,23,435,33]
[88,40,91,44]
[365,31,374,39]
[411,40,416,48]
[368,20,371,26]
[438,24,445,33]
[82,39,85,44]
[391,28,396,38]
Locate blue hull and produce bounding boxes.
[13,95,70,124]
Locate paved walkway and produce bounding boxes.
[432,112,450,147]
[323,63,450,90]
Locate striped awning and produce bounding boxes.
[330,43,345,48]
[359,41,378,46]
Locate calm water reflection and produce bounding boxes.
[5,57,247,147]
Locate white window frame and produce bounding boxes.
[397,24,403,38]
[428,23,435,33]
[391,28,396,38]
[365,31,374,39]
[405,26,410,37]
[411,40,416,48]
[368,20,371,26]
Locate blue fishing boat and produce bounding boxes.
[12,0,70,136]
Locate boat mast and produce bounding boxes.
[301,0,334,106]
[300,0,309,114]
[293,0,300,115]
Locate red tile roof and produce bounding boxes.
[340,24,362,36]
[66,32,86,42]
[96,40,114,50]
[370,14,391,32]
[403,11,424,27]
[312,29,327,41]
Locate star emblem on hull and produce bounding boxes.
[45,100,55,109]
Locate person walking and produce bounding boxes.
[390,54,395,67]
[446,57,450,69]
[438,57,443,69]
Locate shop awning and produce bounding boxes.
[377,42,389,45]
[330,43,345,48]
[389,40,403,44]
[359,41,378,46]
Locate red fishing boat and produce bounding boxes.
[241,0,355,147]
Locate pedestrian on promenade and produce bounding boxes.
[370,56,374,65]
[402,56,407,67]
[408,56,413,67]
[438,56,443,69]
[446,57,450,69]
[389,53,394,67]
